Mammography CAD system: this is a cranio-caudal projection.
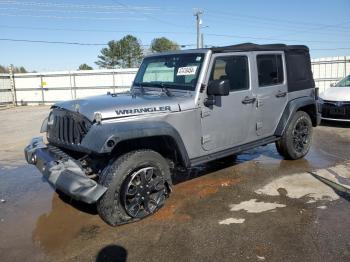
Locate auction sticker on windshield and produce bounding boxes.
[177,66,198,76]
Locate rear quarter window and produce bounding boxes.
[257,54,284,86]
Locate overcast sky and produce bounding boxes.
[1,0,349,71]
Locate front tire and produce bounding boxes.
[97,150,171,226]
[276,111,313,160]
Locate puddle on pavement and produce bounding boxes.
[150,171,242,222]
[0,165,106,261]
[255,172,340,201]
[219,161,350,226]
[0,166,52,261]
[219,217,245,225]
[32,195,102,253]
[230,199,286,213]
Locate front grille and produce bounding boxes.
[47,108,92,146]
[322,101,350,119]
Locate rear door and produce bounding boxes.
[200,52,257,152]
[253,52,288,137]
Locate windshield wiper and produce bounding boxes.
[135,82,172,97]
[133,82,145,94]
[160,84,172,97]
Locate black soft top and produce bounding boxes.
[211,43,314,92]
[211,43,309,53]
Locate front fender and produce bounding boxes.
[81,120,190,166]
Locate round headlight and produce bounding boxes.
[48,111,54,125]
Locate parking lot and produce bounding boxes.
[1,106,350,262]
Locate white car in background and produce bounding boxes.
[319,75,350,121]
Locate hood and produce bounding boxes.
[320,87,350,102]
[54,92,191,121]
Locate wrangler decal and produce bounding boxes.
[115,106,171,115]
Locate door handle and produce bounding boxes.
[276,91,287,98]
[242,96,256,104]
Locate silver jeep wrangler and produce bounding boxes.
[25,43,321,226]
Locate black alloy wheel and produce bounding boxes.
[275,111,313,160]
[122,166,167,219]
[292,118,311,153]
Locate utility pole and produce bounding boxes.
[194,10,203,48]
[201,33,204,49]
[9,64,17,106]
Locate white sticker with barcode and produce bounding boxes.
[177,66,198,76]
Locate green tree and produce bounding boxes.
[0,65,7,73]
[95,35,143,69]
[95,40,121,69]
[19,66,27,73]
[119,35,143,68]
[150,37,180,53]
[0,65,28,73]
[78,63,93,70]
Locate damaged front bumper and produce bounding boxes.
[24,137,107,204]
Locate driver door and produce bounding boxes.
[201,53,256,152]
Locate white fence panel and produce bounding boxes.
[3,57,349,106]
[0,74,13,106]
[15,75,43,104]
[11,68,138,105]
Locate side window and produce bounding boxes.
[209,56,249,91]
[257,54,284,86]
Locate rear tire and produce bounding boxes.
[97,150,171,226]
[276,111,313,160]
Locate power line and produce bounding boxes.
[0,5,179,16]
[203,21,350,40]
[1,24,349,45]
[0,24,194,35]
[0,13,147,21]
[205,33,345,44]
[204,10,350,30]
[204,16,350,34]
[312,47,350,51]
[3,0,349,34]
[0,6,157,15]
[275,19,350,39]
[0,38,106,46]
[202,10,350,37]
[0,38,347,51]
[0,38,196,47]
[0,0,168,12]
[112,0,189,28]
[1,14,346,37]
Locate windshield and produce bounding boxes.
[336,75,350,87]
[134,53,204,91]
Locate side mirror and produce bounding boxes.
[207,79,230,96]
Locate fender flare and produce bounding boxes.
[81,121,191,167]
[274,96,317,136]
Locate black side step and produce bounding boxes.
[190,136,278,167]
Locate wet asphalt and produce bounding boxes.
[1,106,350,262]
